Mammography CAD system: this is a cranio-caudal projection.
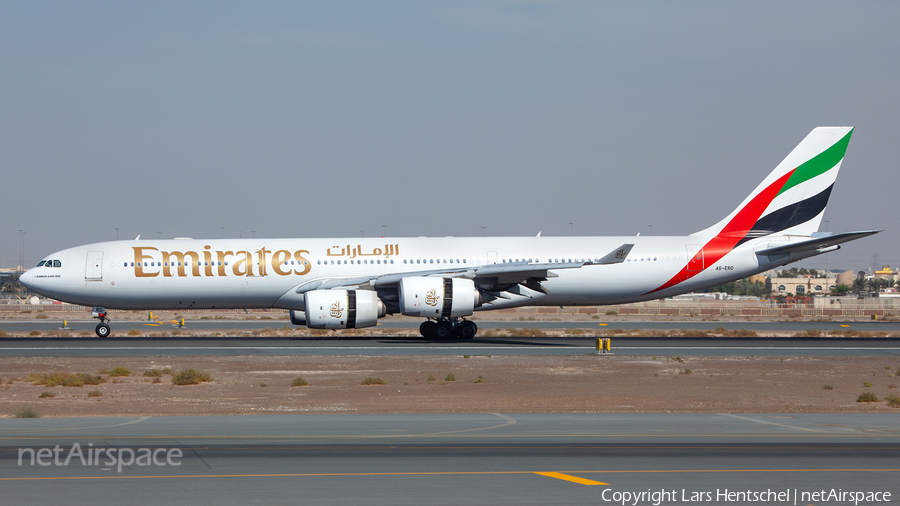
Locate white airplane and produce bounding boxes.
[21,127,876,339]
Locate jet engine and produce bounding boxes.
[292,289,385,329]
[399,277,481,318]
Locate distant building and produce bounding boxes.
[874,265,898,283]
[769,273,834,295]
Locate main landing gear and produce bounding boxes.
[419,318,478,339]
[91,306,111,338]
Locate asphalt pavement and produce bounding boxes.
[1,413,897,505]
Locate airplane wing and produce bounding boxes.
[291,243,635,293]
[755,230,879,256]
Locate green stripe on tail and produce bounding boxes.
[777,129,853,196]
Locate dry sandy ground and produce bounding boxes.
[1,355,899,418]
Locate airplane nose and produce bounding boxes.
[18,269,36,291]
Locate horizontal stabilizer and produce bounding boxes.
[755,230,880,256]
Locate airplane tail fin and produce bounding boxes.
[692,126,853,243]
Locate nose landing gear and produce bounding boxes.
[91,306,111,338]
[418,318,478,339]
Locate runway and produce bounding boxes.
[4,318,900,334]
[0,335,898,357]
[1,413,897,505]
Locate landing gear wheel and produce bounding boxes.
[458,321,478,339]
[95,323,111,338]
[419,320,437,338]
[434,321,453,339]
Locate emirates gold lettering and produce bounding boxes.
[133,247,314,278]
[133,247,159,278]
[203,246,214,277]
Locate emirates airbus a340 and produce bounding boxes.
[21,127,876,338]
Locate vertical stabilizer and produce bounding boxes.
[693,126,853,241]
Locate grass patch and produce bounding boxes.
[291,376,309,387]
[605,311,618,316]
[143,368,172,377]
[886,394,900,408]
[87,390,102,398]
[463,355,470,359]
[108,367,131,377]
[474,376,483,384]
[12,406,41,418]
[28,373,105,387]
[713,327,758,337]
[38,392,56,399]
[823,384,833,390]
[171,369,213,385]
[445,373,456,382]
[361,377,385,385]
[857,392,881,403]
[863,382,873,387]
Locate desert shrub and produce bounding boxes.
[671,356,684,363]
[28,331,40,337]
[28,373,104,387]
[794,329,823,337]
[823,384,833,390]
[680,369,692,375]
[463,355,470,359]
[152,377,162,384]
[12,406,41,418]
[143,369,163,377]
[427,375,436,382]
[605,310,618,315]
[361,377,385,385]
[857,392,881,403]
[445,374,456,382]
[681,329,710,337]
[291,376,309,387]
[474,376,484,384]
[88,390,103,398]
[127,329,141,336]
[108,367,131,377]
[864,382,873,387]
[885,394,900,408]
[259,383,268,388]
[0,330,7,337]
[171,369,213,385]
[38,392,55,399]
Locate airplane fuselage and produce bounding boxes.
[26,235,808,311]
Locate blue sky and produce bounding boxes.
[2,1,898,273]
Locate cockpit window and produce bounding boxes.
[37,260,46,267]
[53,260,62,267]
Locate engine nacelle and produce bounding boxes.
[399,277,481,318]
[302,290,385,329]
[289,310,307,326]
